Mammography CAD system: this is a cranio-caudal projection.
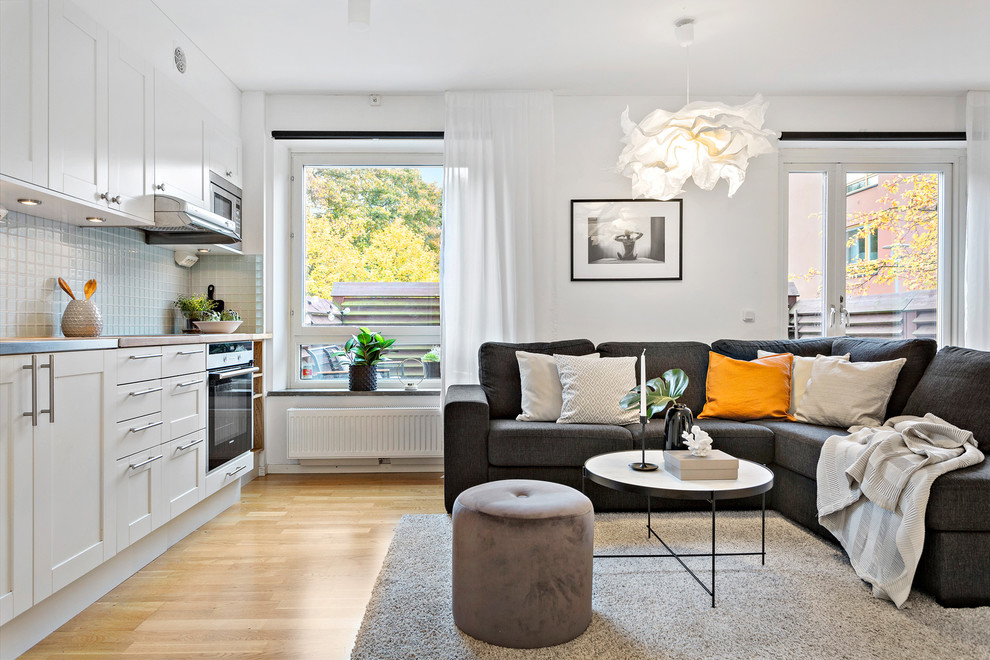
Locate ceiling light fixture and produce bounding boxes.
[86,216,106,223]
[17,198,42,206]
[617,18,777,200]
[348,0,370,31]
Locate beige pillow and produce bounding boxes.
[554,354,639,425]
[757,351,850,415]
[795,357,907,427]
[515,351,599,422]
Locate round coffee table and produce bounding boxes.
[583,450,774,607]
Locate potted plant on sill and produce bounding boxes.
[337,327,396,392]
[174,293,216,333]
[422,345,441,379]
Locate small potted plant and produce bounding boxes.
[336,327,396,391]
[620,368,693,450]
[422,345,441,379]
[174,294,216,333]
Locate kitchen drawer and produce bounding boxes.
[115,412,163,460]
[163,344,206,378]
[117,346,163,385]
[114,381,163,423]
[205,451,253,498]
[115,446,166,552]
[164,432,206,520]
[163,373,206,440]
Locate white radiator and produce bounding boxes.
[286,407,443,459]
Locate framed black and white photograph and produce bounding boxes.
[570,199,683,281]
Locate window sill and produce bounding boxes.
[269,389,442,397]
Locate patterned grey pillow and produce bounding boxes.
[554,354,639,425]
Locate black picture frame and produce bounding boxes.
[570,198,683,281]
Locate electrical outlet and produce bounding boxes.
[742,310,757,323]
[369,94,382,106]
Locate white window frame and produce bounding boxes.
[779,146,966,346]
[288,144,443,389]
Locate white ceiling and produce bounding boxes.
[150,0,990,96]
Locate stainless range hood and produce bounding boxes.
[144,195,241,246]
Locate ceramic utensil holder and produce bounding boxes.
[62,300,103,337]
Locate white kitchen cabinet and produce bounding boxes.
[163,374,207,441]
[0,0,49,186]
[155,74,209,208]
[0,357,36,624]
[164,432,206,520]
[107,37,154,222]
[114,446,166,550]
[208,121,242,188]
[32,349,116,603]
[205,450,253,499]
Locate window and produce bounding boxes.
[290,142,443,388]
[845,226,879,263]
[845,173,878,195]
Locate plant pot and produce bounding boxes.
[663,403,694,451]
[61,300,103,337]
[424,361,440,379]
[349,364,379,391]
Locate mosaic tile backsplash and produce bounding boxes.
[0,211,263,337]
[188,254,263,334]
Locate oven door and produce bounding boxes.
[207,365,258,472]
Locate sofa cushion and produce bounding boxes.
[479,339,596,419]
[628,418,775,465]
[712,337,835,361]
[488,419,634,467]
[830,337,937,420]
[902,345,990,452]
[595,341,711,414]
[697,352,794,421]
[926,460,990,532]
[757,419,849,480]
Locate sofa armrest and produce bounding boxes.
[443,384,491,513]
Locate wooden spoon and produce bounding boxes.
[84,279,97,300]
[58,277,75,300]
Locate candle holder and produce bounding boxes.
[629,414,659,471]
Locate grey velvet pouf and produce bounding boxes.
[451,479,594,649]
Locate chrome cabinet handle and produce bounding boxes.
[214,366,259,380]
[129,353,163,360]
[129,386,162,397]
[226,465,248,478]
[224,170,232,177]
[111,195,121,204]
[177,349,204,355]
[155,183,165,191]
[129,420,163,433]
[22,356,38,426]
[176,379,204,387]
[177,438,203,451]
[99,192,110,201]
[40,355,53,423]
[129,454,163,470]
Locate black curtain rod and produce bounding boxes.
[271,130,444,140]
[779,131,965,142]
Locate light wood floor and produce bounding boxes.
[21,473,446,659]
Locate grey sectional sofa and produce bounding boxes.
[443,337,990,607]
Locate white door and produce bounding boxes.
[208,121,242,188]
[107,37,154,222]
[163,374,207,441]
[48,0,108,205]
[154,74,209,207]
[0,0,49,186]
[33,350,116,602]
[164,433,206,520]
[115,447,166,551]
[0,356,35,624]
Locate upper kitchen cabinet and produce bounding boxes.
[47,0,154,224]
[154,74,209,209]
[208,122,242,189]
[0,0,49,187]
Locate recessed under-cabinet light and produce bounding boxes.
[86,217,106,223]
[17,198,42,206]
[198,248,210,253]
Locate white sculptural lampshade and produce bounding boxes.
[617,19,778,201]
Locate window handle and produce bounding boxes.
[828,305,837,328]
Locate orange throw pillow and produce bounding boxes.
[697,352,794,421]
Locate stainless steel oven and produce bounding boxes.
[209,171,242,240]
[206,341,257,473]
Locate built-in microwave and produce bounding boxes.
[210,171,242,238]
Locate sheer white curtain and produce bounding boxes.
[966,91,990,350]
[440,91,554,385]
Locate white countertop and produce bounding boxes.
[0,333,272,355]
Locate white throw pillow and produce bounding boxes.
[757,351,850,415]
[554,354,639,425]
[795,357,907,427]
[515,351,599,422]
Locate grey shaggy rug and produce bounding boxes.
[351,512,990,659]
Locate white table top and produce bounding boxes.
[584,450,774,500]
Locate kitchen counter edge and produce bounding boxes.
[1,333,273,355]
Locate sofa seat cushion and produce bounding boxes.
[595,341,711,414]
[830,337,937,420]
[711,337,836,361]
[926,460,990,532]
[479,339,596,419]
[902,345,990,452]
[626,418,775,466]
[488,419,634,467]
[757,419,849,480]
